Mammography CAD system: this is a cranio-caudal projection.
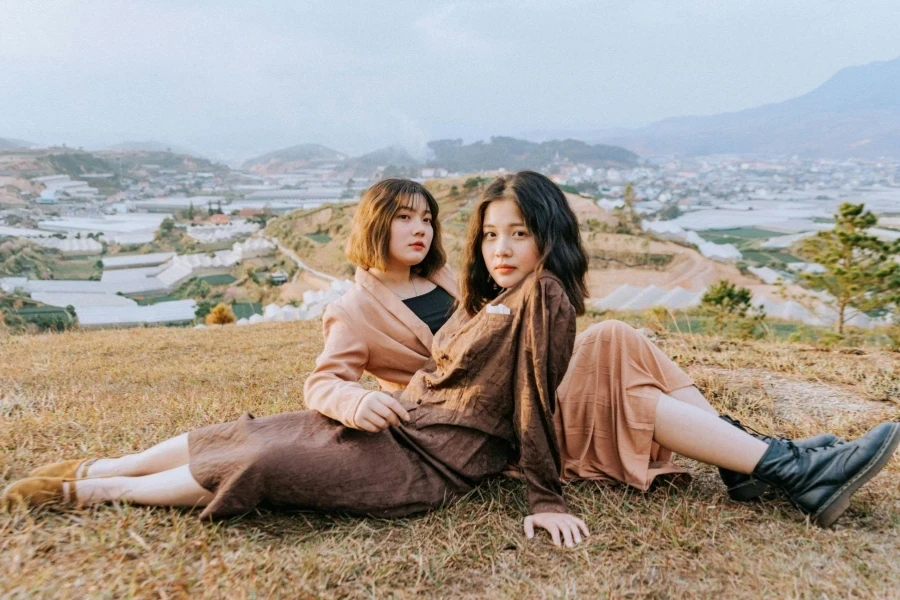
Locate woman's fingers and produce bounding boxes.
[576,517,590,538]
[567,520,581,547]
[561,522,574,548]
[523,515,535,539]
[384,396,410,422]
[358,413,389,432]
[370,401,400,426]
[548,523,561,547]
[357,418,381,432]
[524,514,589,548]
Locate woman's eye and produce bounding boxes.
[397,214,409,220]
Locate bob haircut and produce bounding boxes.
[461,170,588,316]
[346,178,446,277]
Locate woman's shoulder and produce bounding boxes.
[531,270,567,297]
[531,271,575,311]
[324,282,372,321]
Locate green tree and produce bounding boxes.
[156,217,176,241]
[449,185,459,198]
[700,279,766,339]
[463,177,487,193]
[797,203,900,334]
[613,183,642,234]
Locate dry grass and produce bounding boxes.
[2,321,900,599]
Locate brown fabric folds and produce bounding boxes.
[190,272,574,520]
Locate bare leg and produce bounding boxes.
[69,465,213,507]
[86,434,191,478]
[668,385,718,416]
[654,393,767,474]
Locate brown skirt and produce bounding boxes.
[555,320,694,490]
[188,411,468,521]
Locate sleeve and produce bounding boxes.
[514,276,577,515]
[303,303,374,428]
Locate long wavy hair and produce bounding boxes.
[460,171,588,315]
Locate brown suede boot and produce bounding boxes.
[2,477,75,509]
[29,459,95,479]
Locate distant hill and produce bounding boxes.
[596,56,900,158]
[350,146,419,169]
[98,149,228,173]
[427,137,638,172]
[105,140,195,155]
[242,144,347,173]
[0,137,35,150]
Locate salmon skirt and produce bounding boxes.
[555,320,694,490]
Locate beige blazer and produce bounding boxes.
[303,265,459,428]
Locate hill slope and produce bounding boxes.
[428,137,638,171]
[599,56,900,158]
[1,320,898,597]
[242,144,347,173]
[264,177,751,299]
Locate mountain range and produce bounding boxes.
[242,137,637,175]
[591,56,900,158]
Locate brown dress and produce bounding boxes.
[188,272,575,520]
[301,267,696,493]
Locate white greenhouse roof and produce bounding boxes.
[102,252,175,268]
[76,300,197,328]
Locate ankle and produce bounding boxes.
[62,480,76,504]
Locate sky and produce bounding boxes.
[2,0,900,160]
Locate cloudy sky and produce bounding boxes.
[2,0,899,159]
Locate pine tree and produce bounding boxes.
[700,279,765,338]
[798,203,900,334]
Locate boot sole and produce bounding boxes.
[813,424,900,528]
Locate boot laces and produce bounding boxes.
[727,416,843,452]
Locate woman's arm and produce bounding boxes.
[514,276,574,513]
[303,304,374,428]
[515,276,588,546]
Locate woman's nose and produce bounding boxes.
[495,238,512,256]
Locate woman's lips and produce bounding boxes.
[495,265,515,274]
[410,242,426,250]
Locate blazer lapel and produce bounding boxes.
[355,267,434,350]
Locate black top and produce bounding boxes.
[403,285,456,334]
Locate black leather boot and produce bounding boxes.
[718,415,842,502]
[751,422,900,527]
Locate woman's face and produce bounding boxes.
[481,198,540,289]
[387,194,434,269]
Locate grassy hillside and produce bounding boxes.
[1,321,899,597]
[264,178,752,297]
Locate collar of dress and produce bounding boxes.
[354,265,460,351]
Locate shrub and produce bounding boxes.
[205,303,236,325]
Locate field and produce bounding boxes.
[698,228,784,246]
[2,321,899,598]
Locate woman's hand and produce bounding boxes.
[353,392,411,432]
[524,513,590,548]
